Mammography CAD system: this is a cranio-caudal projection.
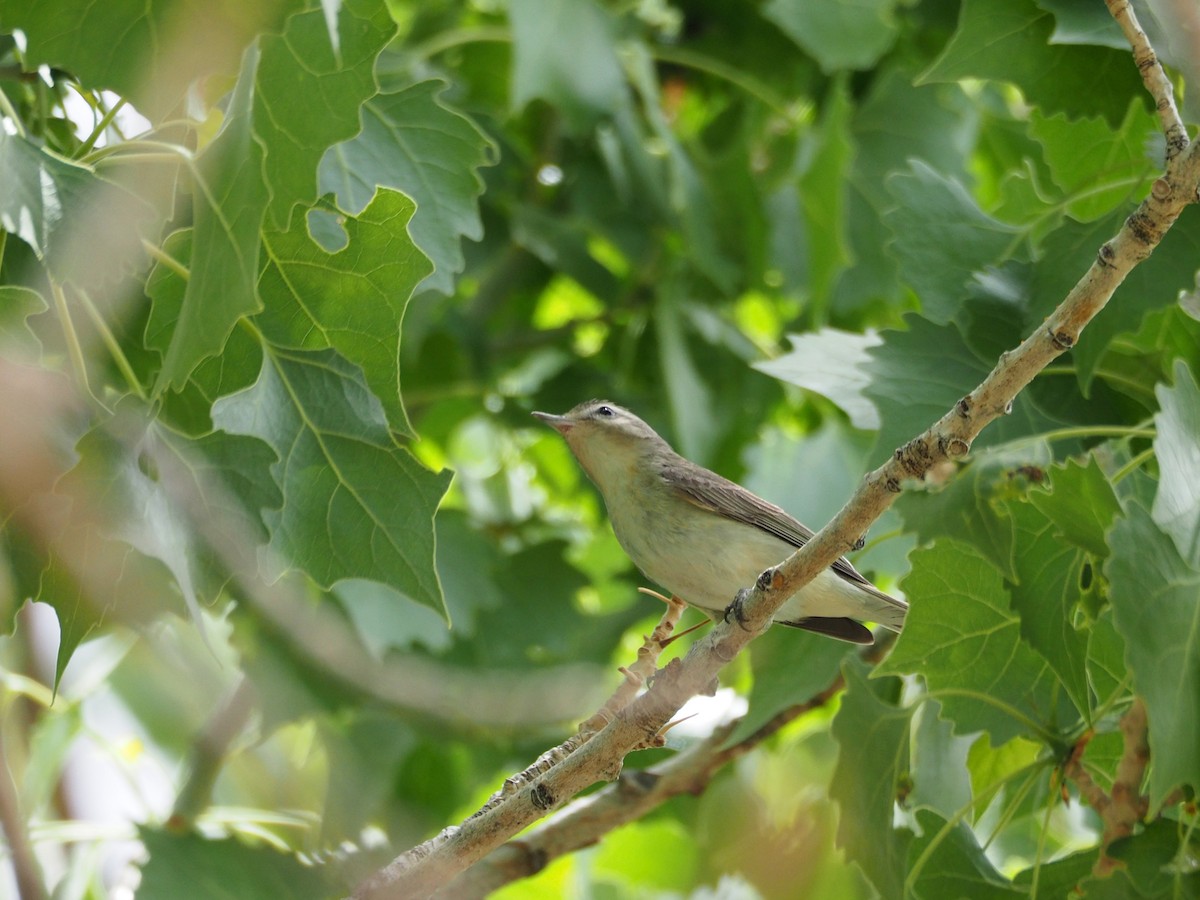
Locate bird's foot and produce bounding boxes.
[722,588,755,632]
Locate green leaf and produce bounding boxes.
[155,43,267,392]
[880,540,1064,744]
[144,229,263,434]
[894,455,1026,580]
[1028,101,1157,223]
[920,0,1142,127]
[655,290,717,463]
[1152,360,1200,564]
[508,0,626,131]
[1035,0,1124,48]
[0,132,93,262]
[257,0,395,231]
[1028,456,1122,558]
[1086,609,1127,710]
[320,81,495,296]
[1104,817,1200,899]
[211,347,452,615]
[830,660,912,900]
[337,510,504,654]
[0,1,291,120]
[139,830,328,899]
[763,0,900,73]
[910,700,974,820]
[1004,497,1090,714]
[798,77,854,309]
[1106,503,1200,807]
[864,316,1062,458]
[754,329,883,430]
[0,285,47,353]
[884,162,1020,325]
[258,189,432,437]
[907,808,1022,899]
[726,627,850,748]
[1028,209,1200,393]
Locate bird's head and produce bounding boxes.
[532,400,670,487]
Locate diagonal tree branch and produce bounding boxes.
[354,10,1200,898]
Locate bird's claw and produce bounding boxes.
[722,588,755,632]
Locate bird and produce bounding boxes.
[532,400,906,644]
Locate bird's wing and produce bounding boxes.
[663,458,902,605]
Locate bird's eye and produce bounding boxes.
[596,405,614,417]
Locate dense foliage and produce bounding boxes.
[0,0,1197,897]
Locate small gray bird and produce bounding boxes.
[533,400,906,644]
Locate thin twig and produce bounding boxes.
[0,718,47,900]
[169,677,258,828]
[1105,0,1189,158]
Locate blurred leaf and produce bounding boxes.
[1106,502,1200,807]
[764,0,899,73]
[258,189,432,437]
[509,0,625,132]
[908,808,1023,899]
[139,829,329,899]
[921,0,1142,127]
[726,627,850,748]
[319,712,417,843]
[754,329,882,430]
[830,660,912,899]
[884,161,1020,325]
[1035,0,1124,48]
[1152,361,1200,564]
[1104,817,1200,898]
[910,699,974,820]
[337,510,504,654]
[656,290,718,463]
[0,285,47,352]
[212,347,452,615]
[156,44,266,392]
[880,540,1063,744]
[320,81,495,295]
[798,77,853,309]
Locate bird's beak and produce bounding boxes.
[532,411,573,434]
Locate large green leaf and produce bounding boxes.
[155,43,266,392]
[258,189,432,437]
[754,328,882,430]
[884,161,1020,325]
[320,81,495,296]
[908,809,1023,899]
[211,347,451,615]
[508,0,625,132]
[139,830,329,899]
[1028,102,1158,223]
[1028,209,1200,393]
[829,660,912,899]
[1106,503,1200,807]
[1028,456,1122,558]
[1004,498,1090,714]
[763,0,900,73]
[880,540,1064,744]
[1152,361,1200,564]
[257,0,395,231]
[0,285,47,353]
[921,0,1142,127]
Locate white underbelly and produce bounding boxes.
[612,503,875,623]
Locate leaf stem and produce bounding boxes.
[75,288,147,400]
[49,279,105,410]
[141,239,190,281]
[1111,446,1155,483]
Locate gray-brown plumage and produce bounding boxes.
[533,400,906,644]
